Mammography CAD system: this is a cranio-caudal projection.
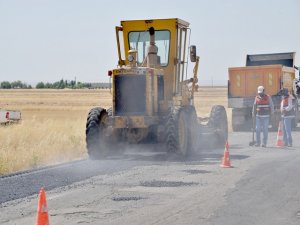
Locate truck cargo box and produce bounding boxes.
[228,65,295,99]
[246,52,295,67]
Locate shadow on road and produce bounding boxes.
[102,142,250,166]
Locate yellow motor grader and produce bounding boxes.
[86,18,228,159]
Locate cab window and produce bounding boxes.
[128,30,170,66]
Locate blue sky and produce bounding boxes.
[0,0,299,85]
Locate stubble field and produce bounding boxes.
[0,88,229,174]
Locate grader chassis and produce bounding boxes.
[86,18,228,159]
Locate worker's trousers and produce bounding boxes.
[282,116,293,146]
[256,116,269,146]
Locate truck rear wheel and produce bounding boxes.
[232,108,243,131]
[232,108,252,131]
[208,105,228,147]
[86,107,109,159]
[166,107,189,156]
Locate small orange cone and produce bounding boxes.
[220,141,232,168]
[276,121,284,148]
[36,188,50,225]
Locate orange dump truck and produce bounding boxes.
[228,52,299,131]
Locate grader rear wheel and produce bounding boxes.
[166,107,189,156]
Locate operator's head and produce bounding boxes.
[257,86,265,96]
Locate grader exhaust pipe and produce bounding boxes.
[147,27,159,68]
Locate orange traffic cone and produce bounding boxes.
[220,141,232,168]
[276,121,284,148]
[36,188,50,225]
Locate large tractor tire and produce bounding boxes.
[185,106,199,153]
[86,107,110,159]
[208,105,228,147]
[165,107,189,156]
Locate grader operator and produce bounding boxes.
[86,18,228,159]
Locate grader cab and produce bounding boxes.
[86,18,228,159]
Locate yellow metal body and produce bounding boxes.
[112,18,194,129]
[116,18,191,103]
[112,67,162,128]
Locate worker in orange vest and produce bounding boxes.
[280,88,295,147]
[252,86,274,147]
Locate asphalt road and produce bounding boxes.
[0,131,300,225]
[0,158,149,204]
[209,143,300,225]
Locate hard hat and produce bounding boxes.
[257,86,264,94]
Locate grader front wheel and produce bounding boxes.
[186,106,199,153]
[166,107,189,156]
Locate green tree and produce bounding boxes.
[58,79,65,89]
[70,80,76,88]
[45,82,52,88]
[1,81,12,89]
[52,81,59,88]
[76,82,84,88]
[11,80,23,88]
[36,82,45,89]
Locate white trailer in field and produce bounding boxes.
[0,109,21,124]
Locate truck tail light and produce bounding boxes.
[5,112,9,120]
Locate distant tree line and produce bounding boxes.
[35,79,92,89]
[0,79,107,89]
[0,81,32,89]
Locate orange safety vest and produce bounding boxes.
[255,95,270,116]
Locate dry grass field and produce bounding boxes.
[0,88,229,174]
